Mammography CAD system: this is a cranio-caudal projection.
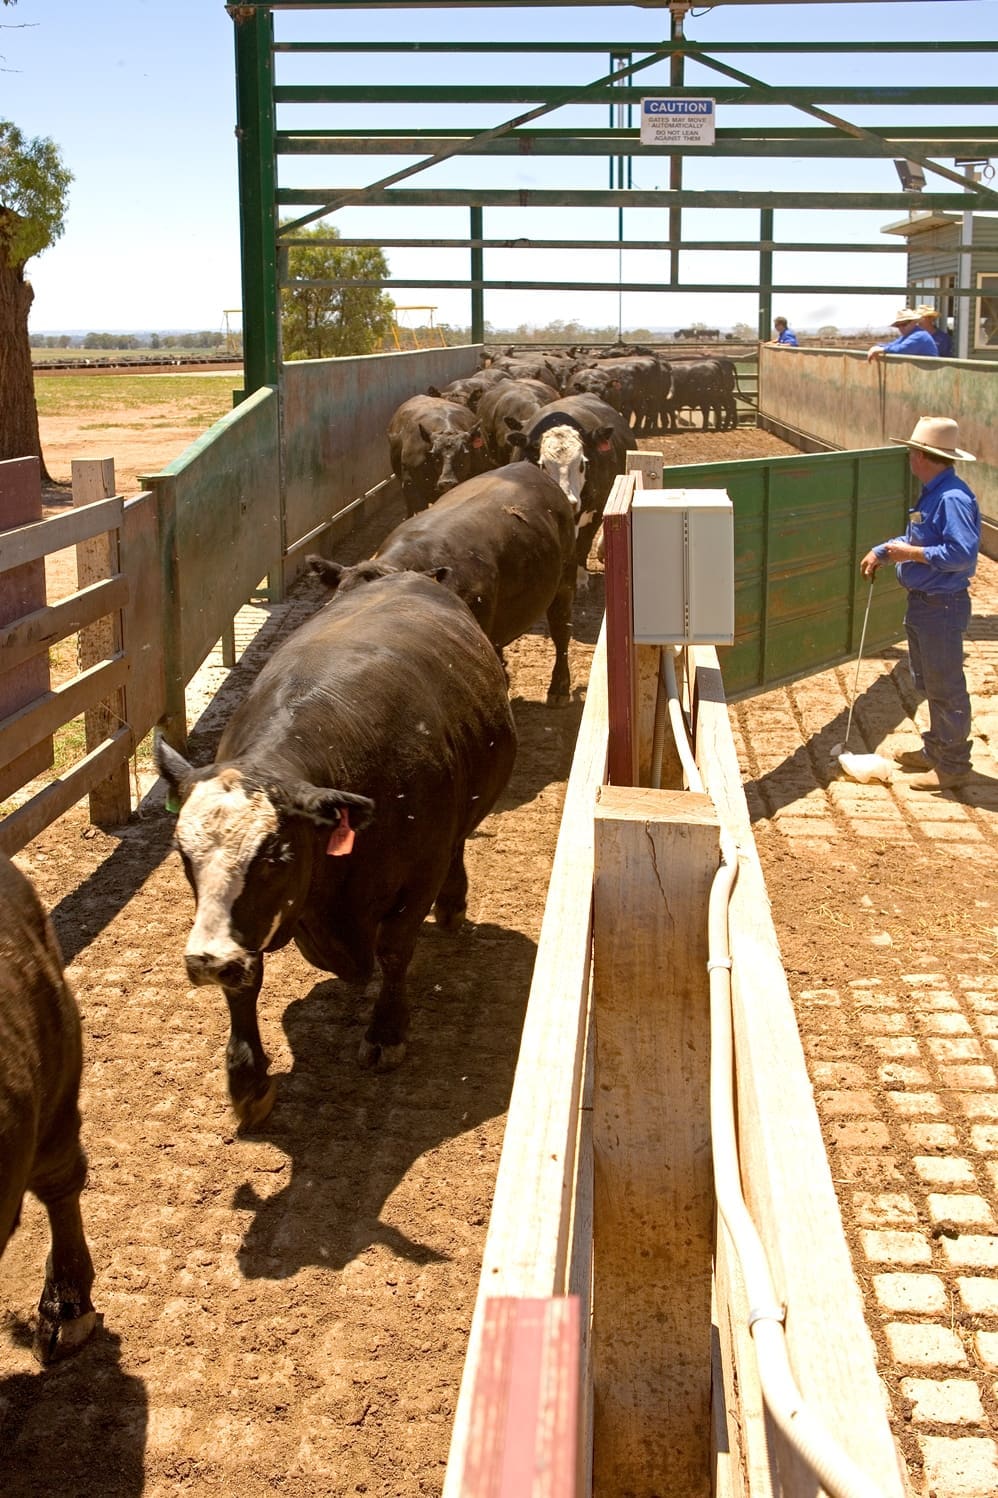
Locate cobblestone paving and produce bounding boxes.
[734,556,998,1496]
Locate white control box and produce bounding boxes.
[631,488,734,645]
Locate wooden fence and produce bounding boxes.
[0,347,480,855]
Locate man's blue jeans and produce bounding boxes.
[904,588,973,773]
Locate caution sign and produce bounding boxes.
[640,97,716,147]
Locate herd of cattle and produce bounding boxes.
[0,342,740,1367]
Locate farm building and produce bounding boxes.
[883,209,998,362]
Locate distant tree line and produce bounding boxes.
[30,330,230,350]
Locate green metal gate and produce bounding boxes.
[664,445,911,698]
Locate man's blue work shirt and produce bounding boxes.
[874,469,980,593]
[775,328,798,345]
[881,327,938,356]
[931,326,954,357]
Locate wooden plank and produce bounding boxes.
[444,624,609,1498]
[0,727,133,859]
[458,1298,581,1498]
[73,459,131,826]
[591,785,718,1498]
[0,457,51,800]
[691,647,906,1497]
[625,449,664,490]
[0,577,129,673]
[0,656,129,770]
[713,1223,770,1498]
[569,1015,594,1498]
[602,473,636,786]
[121,490,167,746]
[0,496,123,571]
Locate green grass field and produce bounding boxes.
[34,374,239,430]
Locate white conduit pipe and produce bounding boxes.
[709,832,886,1498]
[659,646,704,794]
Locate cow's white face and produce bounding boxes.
[538,426,587,517]
[176,769,283,982]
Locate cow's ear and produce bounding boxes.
[427,565,452,586]
[468,424,485,449]
[594,425,615,454]
[427,385,442,398]
[418,422,433,444]
[306,555,345,592]
[278,781,376,832]
[154,733,198,812]
[504,415,524,432]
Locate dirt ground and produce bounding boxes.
[4,401,996,1495]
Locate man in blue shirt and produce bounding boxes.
[769,316,798,347]
[861,416,980,790]
[867,308,939,362]
[916,305,954,357]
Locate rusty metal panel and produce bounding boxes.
[144,386,281,687]
[0,457,53,801]
[759,345,996,530]
[663,447,909,697]
[281,345,480,548]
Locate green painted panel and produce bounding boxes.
[662,446,909,697]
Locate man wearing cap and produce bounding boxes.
[860,417,980,790]
[867,308,938,362]
[916,304,953,357]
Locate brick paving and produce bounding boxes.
[735,555,998,1495]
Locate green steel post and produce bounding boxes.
[231,4,279,394]
[470,206,484,344]
[758,207,774,340]
[669,12,684,288]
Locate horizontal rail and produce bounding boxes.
[0,655,129,769]
[273,40,998,56]
[274,84,998,105]
[278,133,998,160]
[0,497,124,573]
[276,187,992,211]
[0,577,130,673]
[281,236,913,254]
[285,278,915,296]
[0,726,133,859]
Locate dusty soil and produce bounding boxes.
[5,400,992,1495]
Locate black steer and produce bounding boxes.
[387,394,489,517]
[508,393,631,577]
[0,852,97,1363]
[155,571,516,1127]
[310,459,578,707]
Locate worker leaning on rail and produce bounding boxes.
[916,304,954,358]
[767,315,798,347]
[860,416,980,792]
[867,307,938,362]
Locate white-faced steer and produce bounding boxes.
[155,570,516,1128]
[0,852,97,1363]
[309,459,578,707]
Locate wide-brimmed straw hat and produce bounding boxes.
[891,307,920,326]
[914,304,939,320]
[891,416,975,462]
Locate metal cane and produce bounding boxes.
[842,576,875,750]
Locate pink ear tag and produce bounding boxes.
[326,809,355,856]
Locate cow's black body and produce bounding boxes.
[0,853,97,1362]
[511,393,631,572]
[314,460,578,706]
[663,357,737,431]
[387,394,489,517]
[567,355,668,434]
[476,378,559,466]
[156,572,517,1125]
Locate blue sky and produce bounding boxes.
[3,0,996,336]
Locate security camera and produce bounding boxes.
[894,159,926,192]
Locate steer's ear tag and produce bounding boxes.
[165,791,181,815]
[326,809,355,856]
[596,438,613,452]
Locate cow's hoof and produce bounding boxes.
[357,1037,407,1071]
[234,1078,277,1130]
[545,691,571,709]
[33,1308,98,1366]
[433,902,466,931]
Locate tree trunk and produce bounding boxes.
[0,223,52,482]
